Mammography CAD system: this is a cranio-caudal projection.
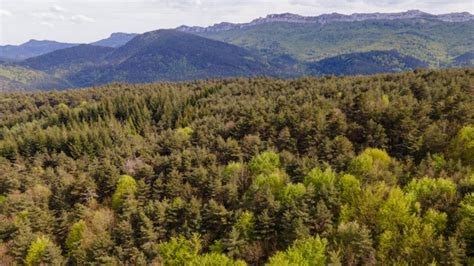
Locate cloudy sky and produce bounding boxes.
[0,0,472,45]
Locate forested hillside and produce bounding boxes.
[0,40,79,62]
[306,50,428,75]
[13,30,274,89]
[2,12,473,91]
[0,64,70,92]
[199,19,474,67]
[0,69,473,265]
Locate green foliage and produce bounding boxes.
[266,236,328,266]
[280,183,306,204]
[450,125,474,165]
[0,69,472,264]
[190,253,247,266]
[176,127,194,138]
[65,220,86,252]
[338,174,361,204]
[111,175,137,209]
[423,208,447,234]
[158,234,201,265]
[234,211,255,240]
[458,193,474,257]
[223,162,243,180]
[334,222,375,265]
[405,177,457,211]
[25,236,63,266]
[25,238,47,265]
[349,148,397,184]
[249,151,280,175]
[304,167,336,191]
[252,170,287,193]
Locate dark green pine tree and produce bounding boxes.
[149,201,168,241]
[202,200,230,240]
[136,211,158,260]
[136,179,151,207]
[334,221,376,266]
[255,209,276,254]
[223,227,245,259]
[9,223,35,264]
[312,200,333,236]
[184,197,202,236]
[113,220,136,262]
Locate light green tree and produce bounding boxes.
[349,148,398,185]
[25,236,63,266]
[111,175,137,209]
[450,125,474,165]
[158,234,201,265]
[249,151,280,176]
[190,252,247,266]
[266,236,327,266]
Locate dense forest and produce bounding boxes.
[0,68,473,265]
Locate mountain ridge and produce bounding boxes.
[0,40,79,61]
[176,10,474,33]
[0,33,136,61]
[22,44,115,72]
[22,30,275,88]
[0,10,472,90]
[91,33,139,48]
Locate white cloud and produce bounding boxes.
[147,0,203,9]
[288,0,413,6]
[0,0,472,45]
[70,14,95,23]
[0,9,13,17]
[50,4,66,13]
[40,21,55,27]
[34,12,65,21]
[288,0,317,6]
[287,0,473,13]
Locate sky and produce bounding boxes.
[0,0,472,45]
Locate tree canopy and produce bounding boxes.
[0,68,472,264]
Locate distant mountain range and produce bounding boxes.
[0,40,79,61]
[193,12,473,66]
[176,10,474,33]
[64,30,272,87]
[0,33,136,61]
[0,10,472,91]
[5,30,273,90]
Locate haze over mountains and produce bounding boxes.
[0,33,137,62]
[0,10,472,91]
[0,40,79,62]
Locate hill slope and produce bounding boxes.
[69,30,273,86]
[450,51,474,67]
[22,44,115,73]
[184,12,473,66]
[307,50,428,75]
[0,64,69,91]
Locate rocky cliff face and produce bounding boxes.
[176,10,474,33]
